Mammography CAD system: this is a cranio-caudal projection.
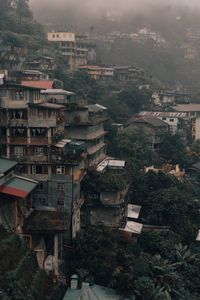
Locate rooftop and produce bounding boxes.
[0,158,17,175]
[0,175,37,198]
[128,116,169,128]
[1,82,41,90]
[29,102,64,109]
[171,104,200,112]
[87,103,107,113]
[139,111,186,118]
[120,221,143,234]
[41,89,74,95]
[127,204,142,219]
[21,80,54,89]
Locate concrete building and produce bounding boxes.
[81,160,128,228]
[0,158,38,233]
[79,65,101,80]
[0,81,87,242]
[47,32,96,72]
[127,116,169,151]
[139,111,187,134]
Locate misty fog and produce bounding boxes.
[30,0,200,33]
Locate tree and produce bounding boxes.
[16,0,32,21]
[115,125,156,168]
[159,133,191,168]
[142,187,199,242]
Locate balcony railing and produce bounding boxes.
[29,137,48,145]
[8,119,28,127]
[10,137,27,144]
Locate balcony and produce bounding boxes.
[29,156,48,162]
[29,137,48,145]
[8,119,28,127]
[22,173,49,182]
[87,142,105,155]
[66,128,105,141]
[0,99,28,109]
[10,137,27,145]
[28,119,56,127]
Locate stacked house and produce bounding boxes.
[47,32,96,72]
[0,79,107,243]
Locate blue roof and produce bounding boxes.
[0,158,17,174]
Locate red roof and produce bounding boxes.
[0,185,28,198]
[21,80,54,89]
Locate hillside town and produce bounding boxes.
[1,1,200,300]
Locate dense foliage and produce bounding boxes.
[65,225,200,300]
[0,226,65,300]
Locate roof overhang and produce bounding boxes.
[0,176,38,198]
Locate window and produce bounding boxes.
[57,166,65,174]
[36,182,44,190]
[162,117,166,120]
[35,147,43,156]
[32,165,36,174]
[56,34,59,38]
[52,34,55,38]
[15,91,24,100]
[14,146,24,156]
[13,128,26,137]
[31,165,43,174]
[57,183,64,190]
[31,128,46,137]
[169,118,174,122]
[38,197,48,206]
[57,199,64,206]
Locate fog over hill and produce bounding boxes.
[29,0,200,32]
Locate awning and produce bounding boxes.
[0,176,37,198]
[127,204,142,219]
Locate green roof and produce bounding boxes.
[0,176,37,198]
[4,177,36,193]
[0,158,17,174]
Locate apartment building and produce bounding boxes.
[0,81,87,240]
[47,32,96,72]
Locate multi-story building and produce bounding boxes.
[81,159,128,228]
[127,116,169,151]
[0,157,38,233]
[0,81,87,241]
[47,32,96,72]
[139,111,187,135]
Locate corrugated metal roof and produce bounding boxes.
[96,159,109,172]
[0,158,17,174]
[37,103,64,109]
[139,111,186,118]
[87,103,107,113]
[127,204,142,219]
[41,89,74,95]
[172,104,200,112]
[21,80,54,89]
[108,160,125,168]
[55,139,71,148]
[132,116,169,127]
[0,176,37,198]
[121,221,143,234]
